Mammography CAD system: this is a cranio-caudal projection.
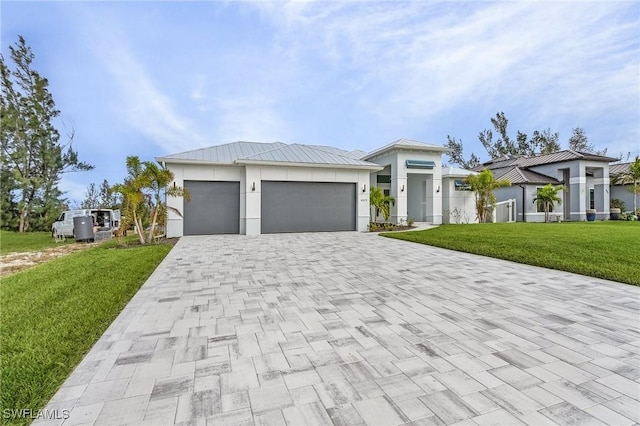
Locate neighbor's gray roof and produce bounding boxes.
[609,162,631,175]
[493,167,560,185]
[362,138,450,160]
[610,162,640,184]
[157,141,381,169]
[475,150,619,172]
[514,150,618,167]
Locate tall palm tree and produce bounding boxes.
[369,186,395,223]
[465,169,511,223]
[612,156,640,213]
[532,184,564,223]
[142,161,190,243]
[113,156,149,244]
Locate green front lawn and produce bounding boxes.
[0,240,172,424]
[383,222,640,286]
[1,230,74,255]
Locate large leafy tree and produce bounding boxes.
[80,182,100,209]
[612,156,640,213]
[98,179,120,209]
[533,184,564,223]
[445,136,480,169]
[1,36,92,231]
[445,112,602,169]
[465,169,511,223]
[567,127,607,155]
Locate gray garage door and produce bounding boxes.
[183,181,239,235]
[261,181,356,233]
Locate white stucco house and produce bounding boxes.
[157,139,449,237]
[157,140,628,236]
[441,167,478,224]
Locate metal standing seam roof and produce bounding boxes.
[609,162,631,175]
[493,167,560,185]
[236,143,380,167]
[610,162,640,184]
[514,150,619,167]
[442,167,477,178]
[156,141,287,163]
[473,157,520,171]
[157,141,382,168]
[362,138,450,160]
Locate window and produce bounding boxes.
[59,213,65,221]
[383,189,390,196]
[454,179,471,191]
[589,189,595,209]
[376,175,391,184]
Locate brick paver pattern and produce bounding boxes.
[36,232,640,425]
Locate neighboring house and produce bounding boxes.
[610,162,639,213]
[157,139,448,237]
[473,150,619,222]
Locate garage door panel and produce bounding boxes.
[183,181,239,235]
[261,181,356,233]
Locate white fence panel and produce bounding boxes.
[492,199,516,223]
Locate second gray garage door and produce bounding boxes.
[261,181,356,233]
[183,181,239,235]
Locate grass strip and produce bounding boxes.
[383,222,640,286]
[0,240,172,424]
[1,231,75,255]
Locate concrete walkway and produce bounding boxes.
[37,232,640,425]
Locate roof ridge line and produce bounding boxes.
[299,144,366,161]
[238,142,293,160]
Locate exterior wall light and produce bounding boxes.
[251,182,256,191]
[362,184,367,193]
[436,185,440,193]
[401,184,405,192]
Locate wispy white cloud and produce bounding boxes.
[250,1,639,155]
[82,15,204,154]
[215,94,289,143]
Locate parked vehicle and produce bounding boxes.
[51,209,120,237]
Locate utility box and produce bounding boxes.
[73,216,95,242]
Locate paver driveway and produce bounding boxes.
[37,232,640,425]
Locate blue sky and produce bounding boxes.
[2,1,639,204]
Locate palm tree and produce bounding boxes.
[113,156,149,244]
[532,184,564,223]
[612,156,640,213]
[369,186,395,223]
[142,161,190,243]
[465,170,511,223]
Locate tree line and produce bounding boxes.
[445,111,610,169]
[1,36,93,232]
